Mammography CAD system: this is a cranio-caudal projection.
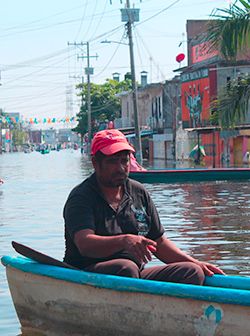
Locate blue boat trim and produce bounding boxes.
[129,168,250,183]
[2,255,250,307]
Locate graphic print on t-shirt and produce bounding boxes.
[131,205,150,236]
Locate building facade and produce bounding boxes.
[178,20,250,167]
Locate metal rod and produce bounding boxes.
[126,0,143,165]
[86,42,92,150]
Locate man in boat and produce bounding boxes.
[63,129,224,285]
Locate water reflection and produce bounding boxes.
[147,181,250,275]
[0,150,250,335]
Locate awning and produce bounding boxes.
[185,126,220,133]
[125,130,153,139]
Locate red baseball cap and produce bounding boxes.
[91,129,135,156]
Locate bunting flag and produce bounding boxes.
[25,116,76,124]
[0,116,77,125]
[0,116,20,124]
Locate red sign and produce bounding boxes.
[191,42,218,64]
[181,76,210,127]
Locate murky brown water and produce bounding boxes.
[0,150,250,335]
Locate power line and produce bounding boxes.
[136,0,181,27]
[69,41,98,149]
[1,47,71,72]
[94,30,128,78]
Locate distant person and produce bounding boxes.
[107,120,114,129]
[63,129,224,286]
[129,152,146,171]
[243,151,250,164]
[127,142,146,171]
[0,179,3,184]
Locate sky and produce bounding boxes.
[0,0,230,121]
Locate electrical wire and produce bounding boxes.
[1,47,73,72]
[73,1,89,41]
[88,0,108,41]
[83,0,99,41]
[133,28,144,75]
[136,0,181,27]
[0,4,87,33]
[94,31,128,78]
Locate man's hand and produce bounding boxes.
[123,234,157,264]
[196,261,225,276]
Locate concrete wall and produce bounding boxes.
[217,65,250,123]
[152,133,173,160]
[120,84,164,129]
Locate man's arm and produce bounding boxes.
[154,235,225,276]
[74,229,157,264]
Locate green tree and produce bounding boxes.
[206,1,250,127]
[73,78,132,138]
[211,74,250,127]
[207,0,250,61]
[12,126,28,147]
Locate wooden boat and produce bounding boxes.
[129,167,250,183]
[40,148,50,155]
[2,254,250,336]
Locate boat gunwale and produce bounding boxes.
[2,255,250,307]
[129,168,250,183]
[130,168,250,174]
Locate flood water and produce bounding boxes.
[0,150,250,335]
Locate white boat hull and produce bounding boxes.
[6,266,250,336]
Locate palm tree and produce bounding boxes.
[207,0,250,61]
[206,0,250,127]
[211,75,250,127]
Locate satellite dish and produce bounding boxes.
[176,53,185,63]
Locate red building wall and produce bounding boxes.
[202,131,222,167]
[181,76,210,128]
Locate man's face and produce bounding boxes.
[93,150,130,188]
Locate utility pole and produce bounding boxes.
[68,42,98,154]
[86,42,92,147]
[69,75,84,110]
[120,1,142,164]
[70,75,85,153]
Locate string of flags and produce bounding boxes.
[0,116,77,125]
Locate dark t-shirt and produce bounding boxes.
[63,173,164,269]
